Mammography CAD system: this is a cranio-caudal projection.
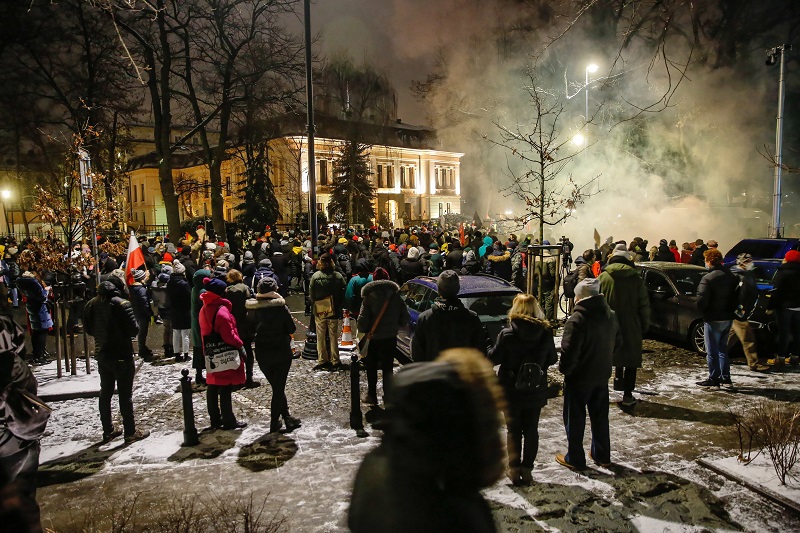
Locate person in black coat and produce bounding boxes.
[489,294,557,485]
[690,239,709,266]
[127,269,153,361]
[557,278,621,470]
[654,239,676,262]
[769,250,800,367]
[399,247,425,283]
[166,261,192,363]
[696,248,738,386]
[445,240,464,271]
[246,277,300,433]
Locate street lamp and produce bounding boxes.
[1,189,10,234]
[766,45,791,237]
[585,64,599,145]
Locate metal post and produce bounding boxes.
[349,353,368,438]
[78,149,101,286]
[769,45,790,238]
[304,0,318,252]
[180,369,199,446]
[83,328,91,374]
[54,302,62,379]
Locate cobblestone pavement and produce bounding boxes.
[32,295,800,532]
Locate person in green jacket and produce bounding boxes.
[598,248,651,407]
[191,268,212,384]
[309,253,347,371]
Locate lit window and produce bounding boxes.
[387,166,394,188]
[133,184,137,203]
[141,184,145,203]
[319,159,328,186]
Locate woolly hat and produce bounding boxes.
[659,239,668,246]
[243,250,254,262]
[161,264,173,276]
[132,268,146,282]
[203,276,227,295]
[205,242,217,251]
[437,270,460,299]
[338,237,348,244]
[786,250,800,263]
[172,259,186,275]
[574,277,601,301]
[258,258,272,268]
[429,242,439,250]
[407,247,421,260]
[612,244,630,258]
[373,267,390,281]
[736,253,753,266]
[257,276,279,294]
[162,252,174,263]
[157,272,170,284]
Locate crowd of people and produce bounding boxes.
[2,222,800,531]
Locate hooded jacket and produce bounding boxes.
[697,264,738,322]
[412,299,487,361]
[489,316,557,406]
[199,291,245,386]
[769,261,800,310]
[309,267,346,319]
[345,272,373,314]
[478,236,494,260]
[166,272,192,330]
[485,249,512,281]
[358,280,410,340]
[84,281,138,358]
[190,269,212,347]
[399,255,425,283]
[16,276,53,330]
[598,262,651,368]
[246,293,295,363]
[225,282,253,339]
[560,295,621,387]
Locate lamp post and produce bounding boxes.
[766,45,791,238]
[585,63,599,145]
[1,190,10,234]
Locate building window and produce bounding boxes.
[141,184,145,203]
[409,167,416,189]
[387,165,394,188]
[317,202,323,213]
[319,159,328,186]
[446,202,451,213]
[438,203,443,217]
[226,208,232,221]
[133,183,137,203]
[435,168,441,188]
[400,167,406,188]
[225,176,231,196]
[376,164,384,188]
[134,211,138,221]
[205,184,210,198]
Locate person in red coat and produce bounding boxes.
[199,277,247,429]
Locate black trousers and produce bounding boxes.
[31,329,47,360]
[260,358,292,428]
[206,384,236,427]
[0,442,42,532]
[506,402,543,468]
[613,367,637,394]
[98,357,136,436]
[135,312,150,354]
[242,339,255,381]
[563,382,610,467]
[365,337,396,398]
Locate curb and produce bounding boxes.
[697,458,800,514]
[39,359,146,402]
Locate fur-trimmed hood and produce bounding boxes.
[245,293,286,309]
[361,278,399,298]
[486,250,511,263]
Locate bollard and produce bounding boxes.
[349,353,368,438]
[302,329,318,360]
[180,368,199,446]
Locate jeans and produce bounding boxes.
[563,382,610,467]
[507,402,543,468]
[98,357,136,436]
[260,358,291,429]
[206,384,236,427]
[704,320,732,381]
[777,309,800,359]
[315,318,342,364]
[365,337,396,398]
[135,312,150,354]
[613,367,637,394]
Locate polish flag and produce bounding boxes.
[125,231,145,285]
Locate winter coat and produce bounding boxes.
[489,316,557,407]
[598,262,651,368]
[399,257,425,283]
[225,282,253,340]
[478,236,494,261]
[670,246,681,263]
[248,263,280,294]
[534,254,557,290]
[358,280,410,340]
[654,244,675,262]
[190,269,212,347]
[177,254,197,280]
[690,244,708,266]
[150,279,169,312]
[559,295,621,388]
[345,274,373,315]
[769,261,800,310]
[0,317,42,453]
[246,293,296,364]
[372,245,396,280]
[445,248,464,270]
[128,283,152,318]
[16,277,52,330]
[428,252,444,276]
[309,268,347,319]
[485,250,512,281]
[731,265,759,320]
[697,265,738,322]
[199,291,245,386]
[412,298,488,361]
[573,257,593,283]
[166,273,192,330]
[84,281,138,359]
[270,252,289,295]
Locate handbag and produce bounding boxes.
[358,299,391,358]
[314,295,335,319]
[0,386,52,442]
[203,311,242,373]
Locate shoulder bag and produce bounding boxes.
[358,299,391,359]
[203,311,242,373]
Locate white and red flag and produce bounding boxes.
[125,231,145,285]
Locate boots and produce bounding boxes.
[163,344,174,360]
[284,415,301,431]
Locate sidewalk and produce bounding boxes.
[33,302,800,531]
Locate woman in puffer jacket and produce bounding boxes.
[246,277,301,434]
[199,277,246,430]
[489,293,557,486]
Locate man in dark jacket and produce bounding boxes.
[445,240,464,271]
[654,239,676,262]
[690,239,709,266]
[768,249,800,368]
[412,270,487,361]
[127,269,153,361]
[84,280,149,443]
[696,248,738,387]
[557,278,621,470]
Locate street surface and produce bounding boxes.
[32,293,800,532]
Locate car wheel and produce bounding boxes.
[689,321,706,355]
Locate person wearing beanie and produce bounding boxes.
[730,254,770,372]
[695,248,738,386]
[225,269,260,388]
[309,253,347,371]
[151,268,173,358]
[213,259,229,280]
[344,259,373,333]
[411,270,487,362]
[767,249,800,368]
[654,238,675,262]
[245,277,301,433]
[357,268,410,405]
[427,242,444,277]
[128,269,154,361]
[16,271,53,365]
[557,277,621,470]
[199,277,247,430]
[167,260,192,363]
[690,239,709,267]
[598,242,650,406]
[399,246,424,284]
[190,269,212,383]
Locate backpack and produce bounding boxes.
[563,266,594,299]
[337,253,352,277]
[515,362,544,391]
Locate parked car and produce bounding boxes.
[396,274,522,360]
[637,261,776,356]
[724,238,800,289]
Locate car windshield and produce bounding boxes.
[727,240,789,259]
[460,294,517,322]
[665,270,707,296]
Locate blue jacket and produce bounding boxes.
[16,276,53,330]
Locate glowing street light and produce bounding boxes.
[0,189,10,234]
[585,64,599,145]
[572,133,585,146]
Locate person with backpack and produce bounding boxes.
[563,250,596,303]
[729,254,769,372]
[489,294,557,486]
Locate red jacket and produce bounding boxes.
[199,291,245,386]
[670,247,681,263]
